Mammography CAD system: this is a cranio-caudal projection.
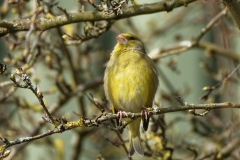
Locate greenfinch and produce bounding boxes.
[104,33,159,157]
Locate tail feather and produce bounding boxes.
[128,136,135,156]
[128,118,144,157]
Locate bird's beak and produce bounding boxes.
[116,34,127,45]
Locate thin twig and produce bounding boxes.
[57,6,69,20]
[148,8,235,62]
[200,63,240,100]
[10,68,55,124]
[194,8,227,43]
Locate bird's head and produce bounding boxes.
[115,33,146,54]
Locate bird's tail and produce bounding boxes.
[128,117,144,157]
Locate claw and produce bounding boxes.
[117,110,128,133]
[117,111,123,126]
[141,110,150,131]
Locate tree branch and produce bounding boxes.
[148,40,240,62]
[148,8,240,62]
[223,0,240,30]
[0,101,240,158]
[0,0,198,37]
[200,63,240,100]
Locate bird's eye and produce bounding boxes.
[128,36,135,40]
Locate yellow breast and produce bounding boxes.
[104,49,158,113]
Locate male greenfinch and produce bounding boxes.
[104,33,159,157]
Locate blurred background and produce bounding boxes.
[0,0,240,159]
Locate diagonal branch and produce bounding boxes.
[200,63,240,100]
[223,0,240,30]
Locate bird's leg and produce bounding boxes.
[116,110,128,133]
[141,109,150,131]
[117,110,128,126]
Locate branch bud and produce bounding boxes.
[202,86,211,91]
[10,74,16,82]
[2,150,10,158]
[37,90,43,99]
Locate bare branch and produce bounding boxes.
[10,68,55,125]
[194,8,227,43]
[200,64,240,100]
[223,0,240,30]
[0,101,240,158]
[148,8,236,62]
[0,0,198,37]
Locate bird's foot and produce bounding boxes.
[141,109,150,131]
[117,110,128,126]
[116,110,128,133]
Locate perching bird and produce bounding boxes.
[104,33,159,157]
